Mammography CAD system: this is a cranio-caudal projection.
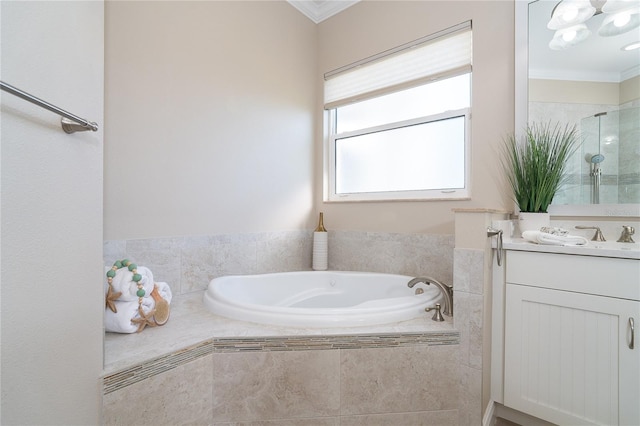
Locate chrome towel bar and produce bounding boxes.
[0,81,98,133]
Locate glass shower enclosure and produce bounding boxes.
[555,106,639,205]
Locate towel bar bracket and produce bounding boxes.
[61,117,98,134]
[487,227,504,266]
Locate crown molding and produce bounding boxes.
[287,0,360,24]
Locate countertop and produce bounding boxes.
[500,238,640,260]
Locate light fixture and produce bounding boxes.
[599,2,640,36]
[549,24,592,49]
[548,0,597,30]
[622,40,640,50]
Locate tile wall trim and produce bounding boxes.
[103,331,459,394]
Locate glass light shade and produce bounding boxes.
[602,0,640,13]
[547,0,597,30]
[622,41,640,50]
[549,24,591,50]
[598,7,640,36]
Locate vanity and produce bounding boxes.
[489,0,640,422]
[491,240,639,425]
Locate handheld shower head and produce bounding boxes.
[591,154,605,164]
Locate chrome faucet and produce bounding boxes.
[407,277,453,316]
[575,225,606,241]
[617,225,635,243]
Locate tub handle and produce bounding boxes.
[425,304,445,322]
[408,277,453,316]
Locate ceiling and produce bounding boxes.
[287,0,359,23]
[529,0,640,82]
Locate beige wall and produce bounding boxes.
[529,79,620,105]
[620,75,640,105]
[105,0,515,240]
[530,75,640,105]
[316,1,515,234]
[105,1,317,240]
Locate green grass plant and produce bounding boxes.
[502,122,579,213]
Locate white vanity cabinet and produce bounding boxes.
[502,250,639,425]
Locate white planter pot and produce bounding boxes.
[518,212,550,236]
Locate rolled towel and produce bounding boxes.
[109,265,155,302]
[104,261,174,333]
[105,297,155,334]
[104,283,172,333]
[522,230,588,246]
[155,281,173,304]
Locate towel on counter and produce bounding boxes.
[105,262,173,333]
[109,265,155,302]
[540,226,569,236]
[522,230,588,246]
[105,295,155,334]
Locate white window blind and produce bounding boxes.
[324,21,472,109]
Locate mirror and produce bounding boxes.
[516,0,640,216]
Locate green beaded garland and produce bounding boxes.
[106,260,150,304]
[107,259,144,284]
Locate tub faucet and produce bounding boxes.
[407,277,453,316]
[617,225,635,243]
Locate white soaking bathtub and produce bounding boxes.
[203,271,444,328]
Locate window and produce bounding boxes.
[324,22,472,202]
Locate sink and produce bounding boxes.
[501,237,640,259]
[588,241,639,251]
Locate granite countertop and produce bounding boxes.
[103,290,456,375]
[500,238,640,260]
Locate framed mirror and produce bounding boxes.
[516,0,640,217]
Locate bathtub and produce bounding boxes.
[203,271,444,328]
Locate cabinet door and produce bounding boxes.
[504,284,640,426]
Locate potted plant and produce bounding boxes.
[502,121,579,235]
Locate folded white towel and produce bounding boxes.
[540,226,569,236]
[522,230,588,246]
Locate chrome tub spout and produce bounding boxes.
[408,277,453,316]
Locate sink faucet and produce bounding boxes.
[575,225,606,241]
[617,225,635,243]
[407,277,453,316]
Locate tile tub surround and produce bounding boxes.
[103,291,460,425]
[104,344,460,425]
[103,229,458,424]
[453,247,485,425]
[103,230,455,297]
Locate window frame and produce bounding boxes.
[325,106,471,202]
